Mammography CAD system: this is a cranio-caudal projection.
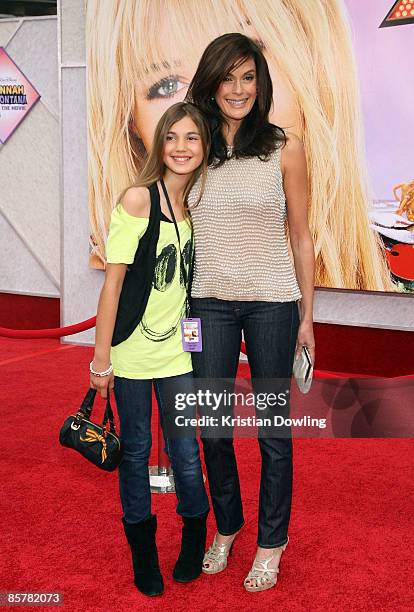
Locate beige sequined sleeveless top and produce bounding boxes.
[188,147,301,302]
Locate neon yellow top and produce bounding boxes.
[107,204,192,379]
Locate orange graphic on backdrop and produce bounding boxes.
[394,180,414,222]
[379,0,414,27]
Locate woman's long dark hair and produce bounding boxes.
[186,33,286,166]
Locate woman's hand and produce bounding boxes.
[295,320,315,365]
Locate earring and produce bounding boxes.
[210,97,215,101]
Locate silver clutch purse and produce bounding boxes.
[293,346,313,394]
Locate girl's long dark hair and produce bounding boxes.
[120,102,210,214]
[186,33,286,166]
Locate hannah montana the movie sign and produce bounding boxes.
[0,47,40,144]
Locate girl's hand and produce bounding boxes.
[90,370,114,398]
[295,320,315,365]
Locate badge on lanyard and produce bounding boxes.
[181,317,202,352]
[160,180,203,353]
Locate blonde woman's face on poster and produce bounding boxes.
[132,51,301,150]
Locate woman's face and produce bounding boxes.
[214,57,257,125]
[132,46,301,151]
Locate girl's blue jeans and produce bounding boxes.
[114,372,209,524]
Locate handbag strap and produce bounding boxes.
[79,387,97,418]
[102,395,117,435]
[74,388,118,435]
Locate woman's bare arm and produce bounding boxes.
[281,134,316,363]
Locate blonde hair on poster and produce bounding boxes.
[86,0,393,290]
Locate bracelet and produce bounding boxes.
[89,360,113,377]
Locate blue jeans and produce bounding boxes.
[190,298,299,548]
[114,372,210,524]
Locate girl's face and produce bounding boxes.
[214,57,257,125]
[163,116,204,176]
[133,48,301,150]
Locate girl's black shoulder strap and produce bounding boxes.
[148,182,162,217]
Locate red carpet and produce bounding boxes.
[1,337,414,611]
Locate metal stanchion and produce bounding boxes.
[149,421,175,493]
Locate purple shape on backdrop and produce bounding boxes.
[0,47,41,144]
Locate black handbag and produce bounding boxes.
[59,388,122,472]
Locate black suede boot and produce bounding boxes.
[173,513,208,583]
[122,514,164,596]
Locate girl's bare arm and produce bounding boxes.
[90,263,127,396]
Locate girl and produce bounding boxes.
[186,33,315,592]
[90,102,210,597]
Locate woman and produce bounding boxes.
[90,102,210,597]
[86,0,392,290]
[185,33,315,593]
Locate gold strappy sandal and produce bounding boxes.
[202,532,238,574]
[243,538,289,593]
